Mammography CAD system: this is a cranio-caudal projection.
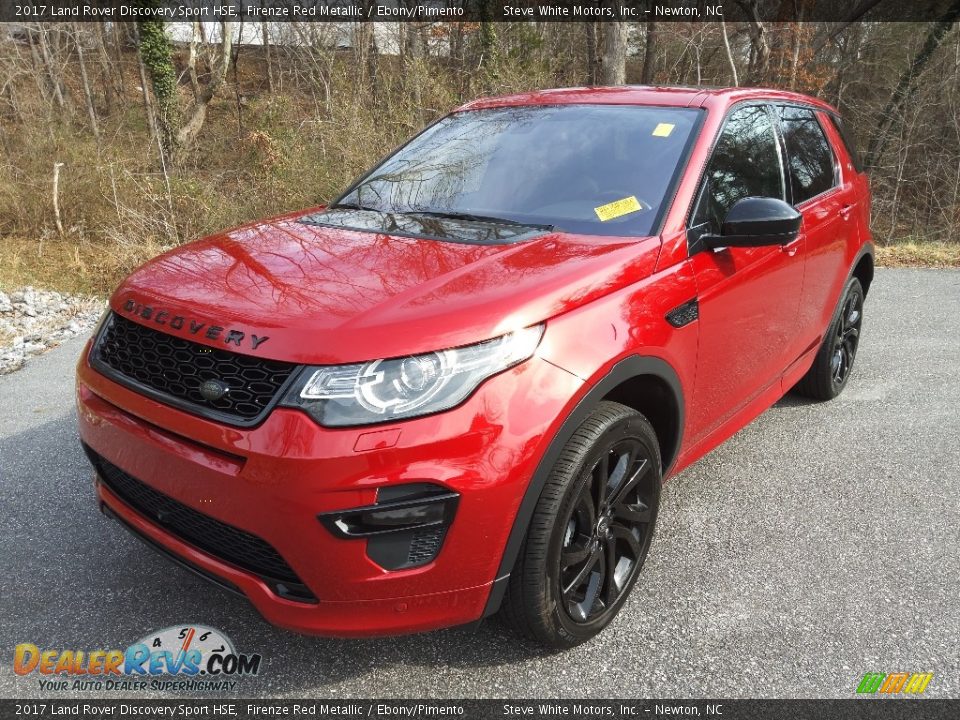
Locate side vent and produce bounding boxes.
[666,298,699,328]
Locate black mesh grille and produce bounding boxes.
[408,527,444,566]
[92,313,297,425]
[90,450,315,600]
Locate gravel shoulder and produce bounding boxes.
[0,287,104,374]
[0,268,957,700]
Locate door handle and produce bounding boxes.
[839,204,854,220]
[780,236,802,256]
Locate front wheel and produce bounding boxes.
[794,277,865,400]
[501,401,661,649]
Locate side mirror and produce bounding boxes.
[702,197,801,250]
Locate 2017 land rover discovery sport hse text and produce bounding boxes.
[77,86,873,649]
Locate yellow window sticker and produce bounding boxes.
[652,123,675,137]
[594,196,643,222]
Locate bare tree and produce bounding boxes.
[736,0,770,83]
[36,25,66,109]
[720,20,739,86]
[867,4,960,166]
[73,24,100,143]
[602,15,627,85]
[178,22,234,148]
[585,23,599,85]
[642,21,658,84]
[261,11,274,93]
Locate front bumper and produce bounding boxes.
[76,340,581,636]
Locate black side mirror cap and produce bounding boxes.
[702,197,802,250]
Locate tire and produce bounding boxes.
[501,401,661,649]
[794,277,865,401]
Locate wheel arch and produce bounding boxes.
[851,247,874,297]
[602,373,682,474]
[482,355,684,618]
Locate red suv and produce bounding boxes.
[77,86,873,649]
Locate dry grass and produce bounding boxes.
[3,233,957,303]
[0,236,169,296]
[0,46,956,296]
[876,241,960,268]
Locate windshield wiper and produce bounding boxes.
[406,210,553,231]
[328,201,381,212]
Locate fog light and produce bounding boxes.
[318,484,459,570]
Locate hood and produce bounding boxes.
[111,210,661,364]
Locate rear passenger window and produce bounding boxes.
[777,106,837,203]
[828,114,863,173]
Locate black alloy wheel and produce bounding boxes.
[831,290,862,385]
[501,401,662,649]
[795,276,866,400]
[558,438,657,624]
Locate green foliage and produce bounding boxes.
[136,18,179,150]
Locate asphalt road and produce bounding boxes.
[1,268,958,700]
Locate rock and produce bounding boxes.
[0,285,106,375]
[0,354,24,373]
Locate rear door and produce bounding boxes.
[775,105,858,352]
[685,103,805,445]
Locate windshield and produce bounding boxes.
[335,104,702,238]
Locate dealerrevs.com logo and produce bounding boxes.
[14,625,261,692]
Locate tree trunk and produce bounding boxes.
[720,21,739,87]
[110,21,126,95]
[261,16,274,93]
[641,20,657,84]
[187,21,202,100]
[737,0,770,84]
[475,0,499,93]
[406,21,426,125]
[73,24,101,142]
[789,21,802,88]
[178,22,235,147]
[586,23,599,85]
[136,20,179,154]
[135,33,159,147]
[93,22,116,111]
[601,17,627,85]
[37,26,66,109]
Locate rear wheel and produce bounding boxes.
[501,401,661,649]
[794,277,864,400]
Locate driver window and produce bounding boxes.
[692,105,785,233]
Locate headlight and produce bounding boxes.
[283,324,544,426]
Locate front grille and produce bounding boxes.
[91,313,298,426]
[88,448,316,602]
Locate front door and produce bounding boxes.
[685,103,806,445]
